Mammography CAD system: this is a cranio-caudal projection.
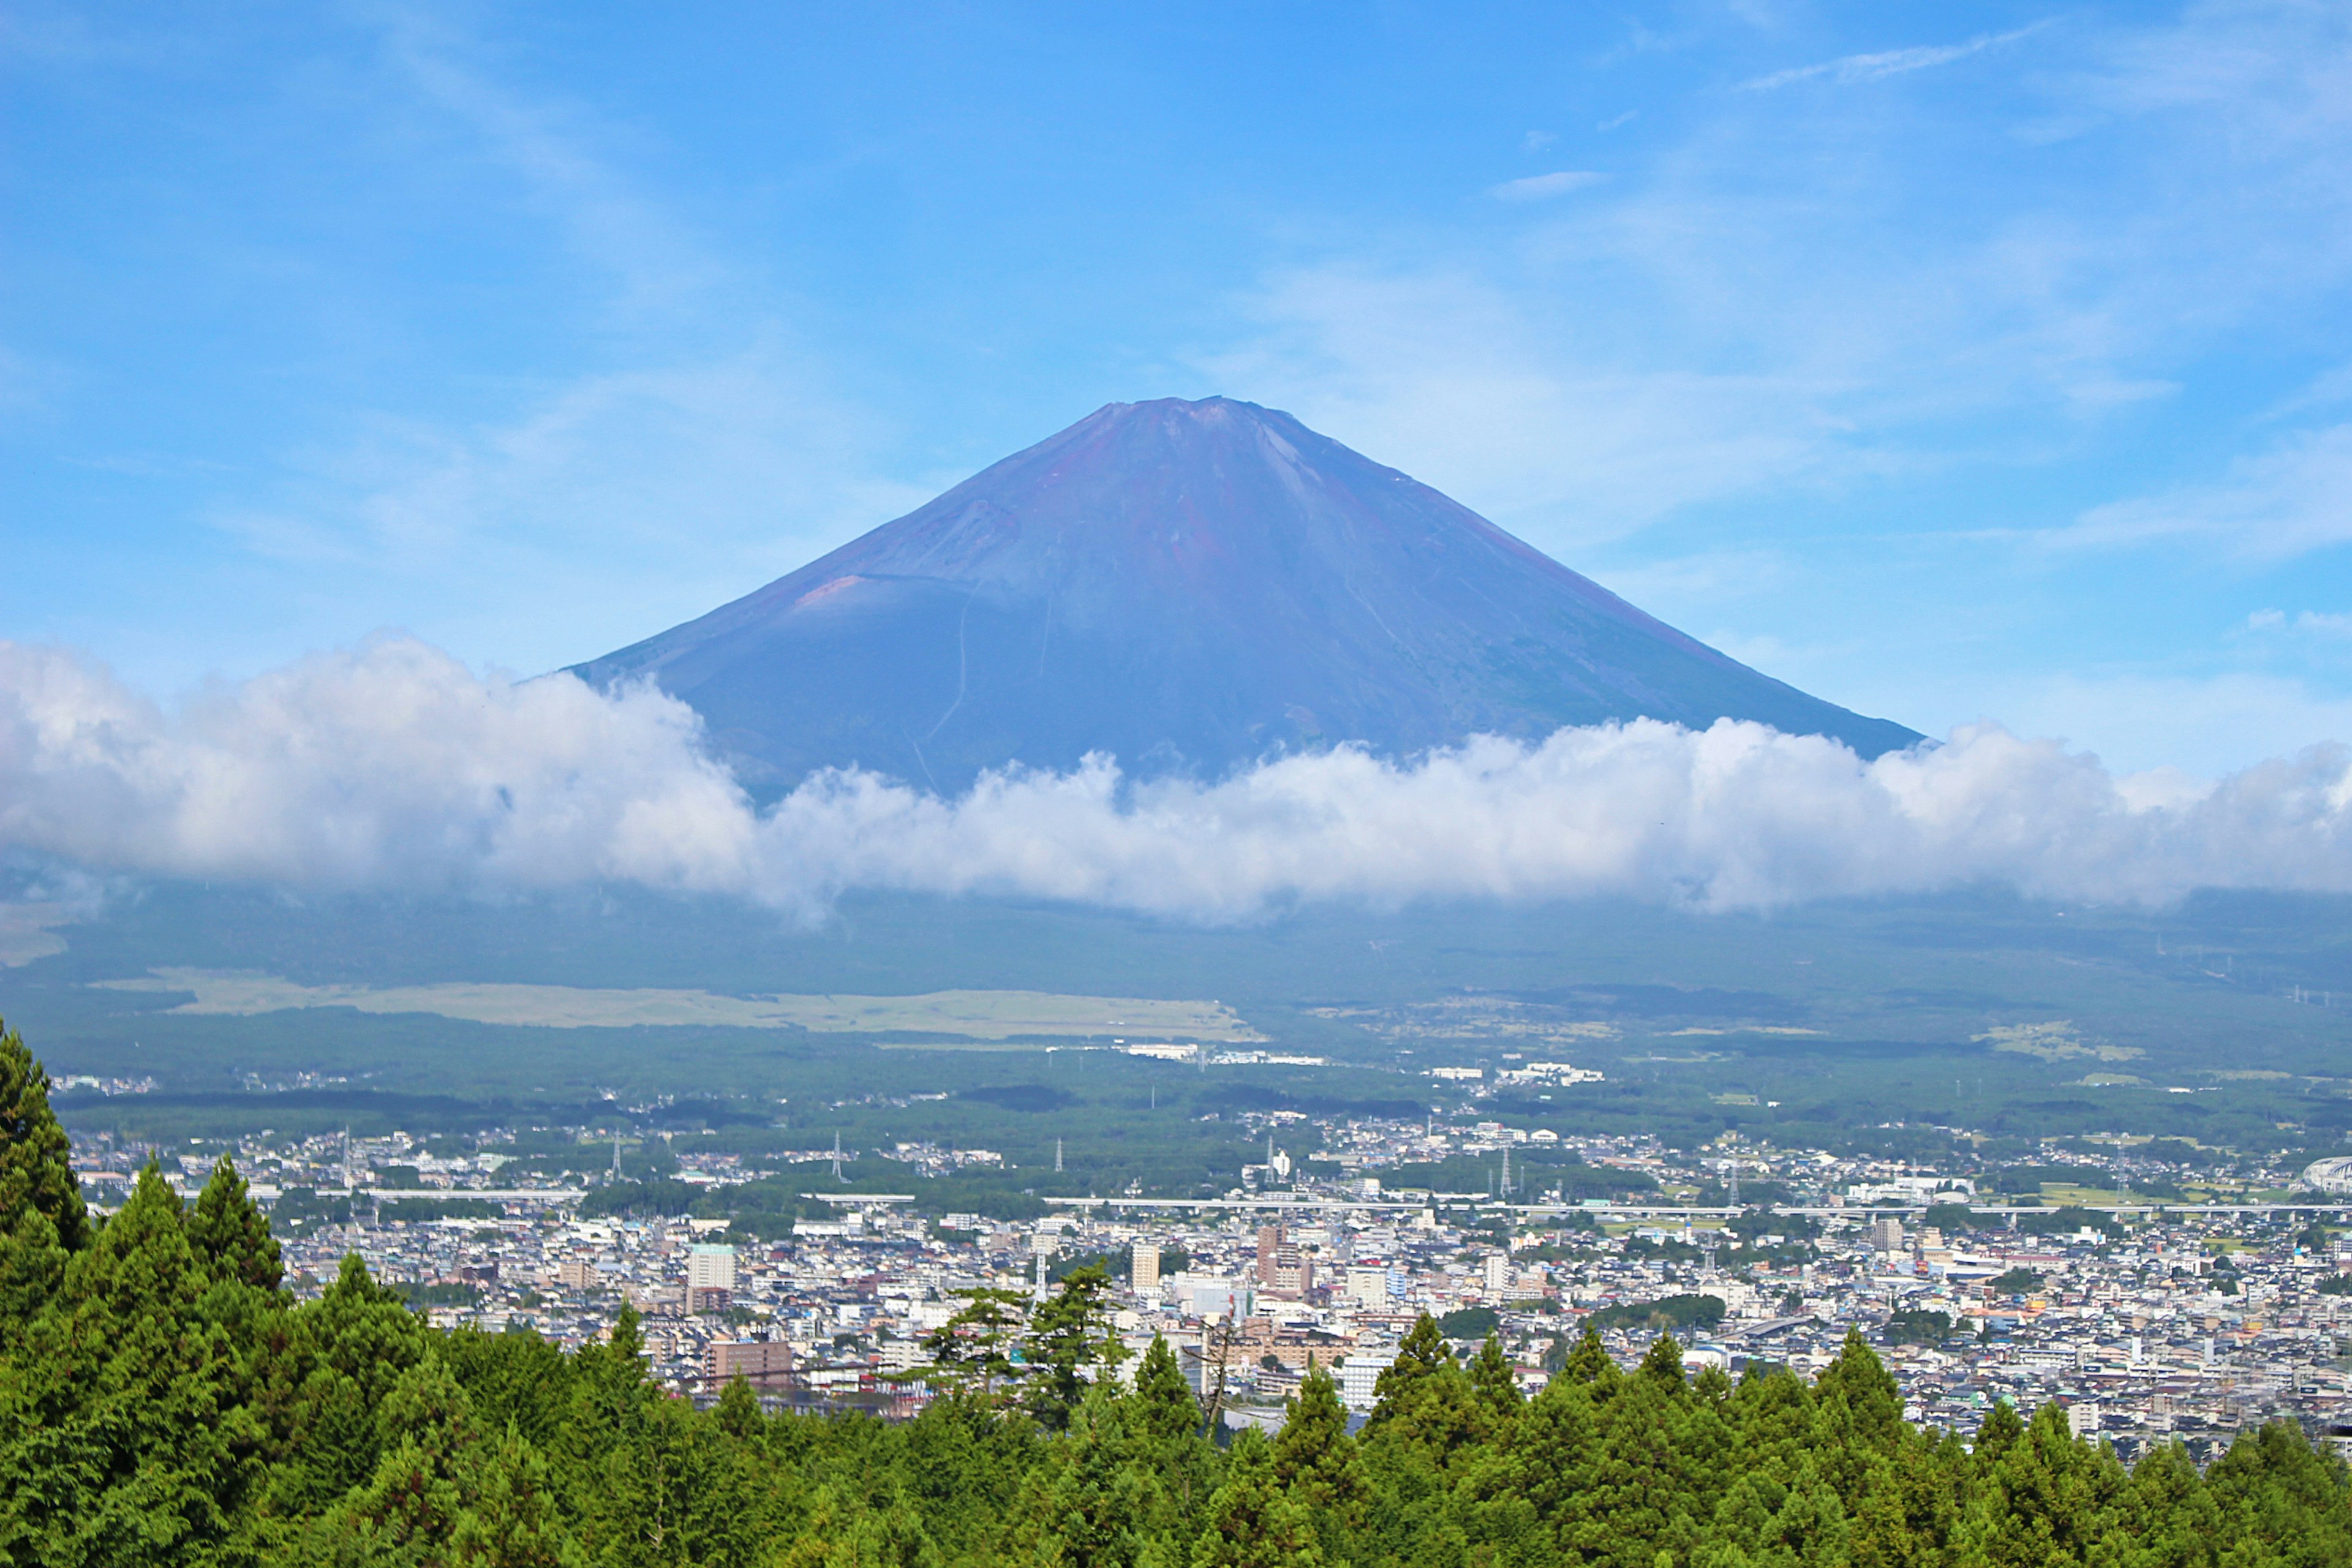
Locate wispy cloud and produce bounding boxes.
[2249,608,2352,639]
[1198,266,1855,546]
[194,11,915,671]
[1741,23,2049,91]
[2057,424,2352,559]
[368,7,729,322]
[1489,170,1608,202]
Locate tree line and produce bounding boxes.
[3,1019,2349,1564]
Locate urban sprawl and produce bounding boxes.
[67,1102,2352,1463]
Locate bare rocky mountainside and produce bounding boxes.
[575,397,1918,794]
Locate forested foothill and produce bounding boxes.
[20,883,2352,1186]
[6,1020,2351,1565]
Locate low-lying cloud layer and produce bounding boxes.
[5,636,2351,921]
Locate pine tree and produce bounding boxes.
[1274,1362,1369,1523]
[259,1252,435,1521]
[921,1286,1030,1407]
[1562,1335,1703,1567]
[1191,1429,1321,1568]
[1514,1376,1600,1543]
[1638,1332,1689,1385]
[186,1153,284,1291]
[1559,1321,1622,1396]
[1961,1401,2122,1568]
[1368,1313,1452,1427]
[1468,1332,1525,1436]
[2204,1419,2352,1566]
[1814,1327,1904,1496]
[0,1019,89,1344]
[2098,1441,2222,1568]
[715,1374,764,1442]
[1134,1334,1203,1442]
[0,1019,86,1251]
[1025,1263,1126,1430]
[1044,1387,1155,1568]
[21,1161,250,1564]
[1973,1400,2025,1468]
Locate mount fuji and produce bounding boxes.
[574,397,1918,794]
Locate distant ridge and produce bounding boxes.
[575,397,1918,793]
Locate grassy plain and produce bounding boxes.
[93,968,1261,1040]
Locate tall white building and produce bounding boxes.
[1340,1349,1396,1411]
[1131,1242,1161,1294]
[688,1243,737,1311]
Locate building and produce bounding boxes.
[1131,1241,1161,1294]
[1869,1218,1906,1254]
[1346,1265,1392,1306]
[1254,1225,1312,1293]
[1186,1279,1250,1322]
[1482,1252,1512,1297]
[1340,1349,1396,1412]
[2302,1156,2352,1196]
[706,1339,793,1391]
[687,1243,737,1313]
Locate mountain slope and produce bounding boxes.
[574,397,1918,793]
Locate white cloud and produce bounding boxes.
[1741,24,2049,91]
[8,636,2352,922]
[1207,5,2352,577]
[1490,172,1608,202]
[2249,608,2352,638]
[2059,423,2352,558]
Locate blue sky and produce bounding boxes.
[6,1,2351,777]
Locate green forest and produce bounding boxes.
[5,1022,2351,1566]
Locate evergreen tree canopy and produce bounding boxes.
[0,1023,2345,1566]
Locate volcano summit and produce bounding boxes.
[576,398,1918,793]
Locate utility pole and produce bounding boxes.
[1055,1138,1065,1174]
[831,1131,844,1182]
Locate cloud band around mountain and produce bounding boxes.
[4,636,2350,921]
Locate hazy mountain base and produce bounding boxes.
[2,1020,2349,1567]
[9,882,2352,1172]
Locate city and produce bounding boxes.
[72,1102,2352,1461]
